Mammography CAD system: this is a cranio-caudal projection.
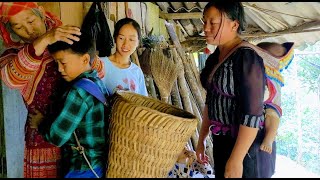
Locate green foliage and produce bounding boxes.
[297,57,320,93]
[277,41,320,176]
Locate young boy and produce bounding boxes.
[257,42,294,154]
[31,31,108,178]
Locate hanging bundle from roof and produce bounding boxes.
[81,2,114,57]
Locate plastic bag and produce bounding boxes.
[168,148,214,178]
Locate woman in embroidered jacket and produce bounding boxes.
[0,2,104,178]
[195,2,275,178]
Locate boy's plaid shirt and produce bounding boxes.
[41,70,108,171]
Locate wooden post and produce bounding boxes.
[38,2,61,19]
[60,2,84,27]
[83,2,93,17]
[1,82,27,178]
[0,82,5,178]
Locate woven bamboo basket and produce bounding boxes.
[106,91,198,178]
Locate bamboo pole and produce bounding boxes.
[190,128,199,152]
[165,22,205,112]
[205,136,215,168]
[171,48,193,114]
[189,85,214,167]
[190,91,203,132]
[173,46,214,164]
[188,52,207,101]
[188,52,201,85]
[165,20,214,168]
[170,80,183,109]
[187,139,194,152]
[168,49,184,109]
[145,75,157,99]
[172,47,205,112]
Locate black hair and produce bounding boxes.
[257,42,286,57]
[47,31,96,64]
[113,18,141,43]
[257,42,278,49]
[204,2,246,34]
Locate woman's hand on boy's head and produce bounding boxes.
[29,109,44,129]
[33,25,81,56]
[44,25,81,46]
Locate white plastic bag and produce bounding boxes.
[168,148,214,178]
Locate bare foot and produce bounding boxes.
[260,140,273,154]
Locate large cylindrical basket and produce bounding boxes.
[106,91,198,178]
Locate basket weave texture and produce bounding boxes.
[106,91,198,178]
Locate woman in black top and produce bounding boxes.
[196,2,275,178]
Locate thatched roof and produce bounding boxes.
[154,2,320,51]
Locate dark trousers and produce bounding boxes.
[211,128,276,178]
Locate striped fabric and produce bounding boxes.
[264,78,282,116]
[206,46,266,130]
[24,146,61,178]
[1,44,53,104]
[279,45,294,71]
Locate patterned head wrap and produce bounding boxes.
[0,2,62,65]
[0,2,39,23]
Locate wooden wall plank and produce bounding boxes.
[60,2,84,27]
[146,2,160,36]
[117,2,126,21]
[1,83,27,178]
[109,2,117,22]
[160,12,202,20]
[38,2,61,19]
[128,2,143,28]
[83,2,93,17]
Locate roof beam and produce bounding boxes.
[185,20,320,40]
[159,12,202,20]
